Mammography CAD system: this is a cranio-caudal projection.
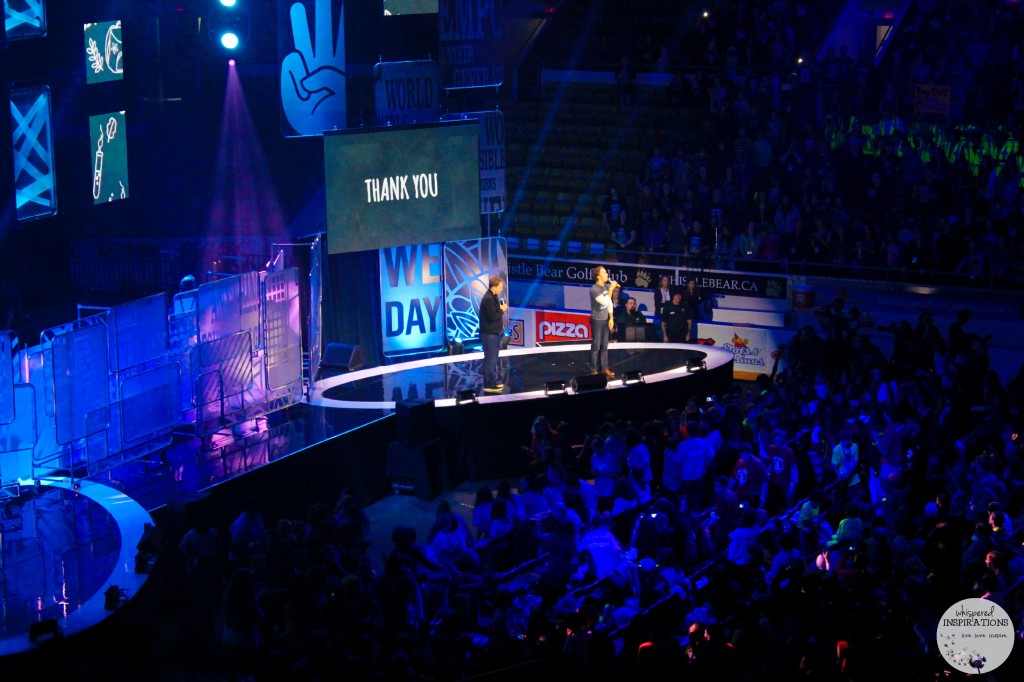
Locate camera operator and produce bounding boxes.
[814,297,869,343]
[949,308,991,356]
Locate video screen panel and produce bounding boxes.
[325,121,480,254]
[383,0,437,15]
[84,20,123,84]
[89,111,129,203]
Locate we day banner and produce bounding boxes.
[380,243,445,356]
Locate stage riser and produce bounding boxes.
[434,361,732,482]
[151,416,396,535]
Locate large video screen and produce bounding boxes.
[325,121,480,254]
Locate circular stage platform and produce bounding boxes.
[0,478,152,656]
[310,343,735,482]
[310,342,734,409]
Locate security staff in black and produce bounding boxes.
[660,290,690,343]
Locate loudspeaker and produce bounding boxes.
[395,399,436,445]
[386,439,444,500]
[322,343,356,370]
[571,373,608,393]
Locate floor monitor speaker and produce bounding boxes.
[570,373,608,393]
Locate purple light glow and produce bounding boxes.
[204,56,288,264]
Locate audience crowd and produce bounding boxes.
[593,0,1024,283]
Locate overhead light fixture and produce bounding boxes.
[456,389,477,404]
[544,380,567,396]
[623,370,645,385]
[686,358,707,372]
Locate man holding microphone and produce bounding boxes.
[590,265,618,378]
[480,274,508,393]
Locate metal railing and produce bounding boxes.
[508,242,1024,293]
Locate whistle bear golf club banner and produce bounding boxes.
[443,237,506,344]
[438,0,503,89]
[508,258,790,301]
[325,121,480,254]
[380,243,445,356]
[373,60,439,127]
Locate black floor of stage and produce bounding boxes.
[319,343,710,405]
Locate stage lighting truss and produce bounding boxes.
[456,389,477,404]
[622,370,645,385]
[544,380,567,396]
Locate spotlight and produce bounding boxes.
[544,380,567,396]
[449,338,464,355]
[209,0,249,51]
[686,358,707,372]
[456,389,477,404]
[622,370,645,385]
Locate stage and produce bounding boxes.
[310,343,734,481]
[1,343,732,658]
[310,342,734,408]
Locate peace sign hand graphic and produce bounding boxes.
[281,0,347,136]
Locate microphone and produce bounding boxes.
[499,298,506,306]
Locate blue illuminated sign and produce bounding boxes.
[379,243,445,355]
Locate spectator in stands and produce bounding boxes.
[590,435,620,514]
[611,209,639,253]
[734,221,762,260]
[229,495,267,565]
[676,415,715,510]
[602,186,626,232]
[730,441,768,507]
[472,486,494,539]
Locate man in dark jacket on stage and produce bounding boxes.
[480,275,508,393]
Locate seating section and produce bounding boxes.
[501,86,704,253]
